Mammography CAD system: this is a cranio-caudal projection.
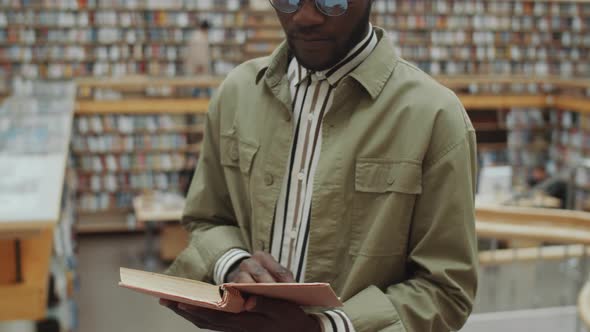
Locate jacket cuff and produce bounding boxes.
[166,225,248,282]
[311,310,356,332]
[213,248,251,285]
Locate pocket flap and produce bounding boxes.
[355,159,422,194]
[220,134,239,168]
[220,131,259,174]
[238,139,259,174]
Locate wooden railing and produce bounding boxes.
[476,204,590,245]
[475,204,590,328]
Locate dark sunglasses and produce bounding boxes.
[269,0,348,17]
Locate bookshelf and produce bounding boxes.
[73,76,220,232]
[450,77,590,210]
[242,0,590,77]
[0,0,249,95]
[72,86,210,232]
[72,112,205,216]
[3,0,589,96]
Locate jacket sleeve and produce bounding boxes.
[166,92,250,282]
[343,116,479,332]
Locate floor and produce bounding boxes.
[73,233,589,332]
[75,234,198,332]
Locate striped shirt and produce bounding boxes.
[214,24,378,332]
[272,24,378,283]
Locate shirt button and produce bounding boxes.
[264,173,274,186]
[230,144,239,161]
[297,172,305,181]
[307,113,314,122]
[289,229,297,239]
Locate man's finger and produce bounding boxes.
[178,303,267,331]
[169,305,225,331]
[240,259,277,283]
[252,251,295,283]
[244,296,296,320]
[234,271,256,283]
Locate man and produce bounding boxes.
[164,0,478,331]
[185,20,211,76]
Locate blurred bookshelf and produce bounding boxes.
[2,0,589,96]
[0,0,249,95]
[1,0,589,220]
[72,76,214,233]
[449,78,590,211]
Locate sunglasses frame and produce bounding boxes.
[269,0,348,17]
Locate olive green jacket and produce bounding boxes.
[168,28,478,332]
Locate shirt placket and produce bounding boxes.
[286,76,325,273]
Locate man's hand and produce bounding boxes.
[226,251,295,283]
[160,297,321,332]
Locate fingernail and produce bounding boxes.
[178,304,189,311]
[245,297,257,311]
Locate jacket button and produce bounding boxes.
[230,144,239,161]
[387,176,395,185]
[264,173,274,186]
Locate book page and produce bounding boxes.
[119,268,222,304]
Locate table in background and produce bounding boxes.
[0,82,76,323]
[133,192,188,271]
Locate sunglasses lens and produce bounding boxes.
[316,0,348,16]
[270,0,300,13]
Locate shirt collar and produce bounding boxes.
[257,26,399,100]
[288,23,377,87]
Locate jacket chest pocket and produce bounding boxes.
[220,131,259,175]
[350,159,422,257]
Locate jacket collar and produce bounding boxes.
[255,27,399,100]
[290,23,377,88]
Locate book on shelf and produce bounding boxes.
[76,114,202,133]
[72,133,191,153]
[119,268,342,313]
[74,152,192,171]
[72,112,203,214]
[77,170,192,191]
[78,191,135,212]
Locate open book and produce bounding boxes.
[119,268,343,313]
